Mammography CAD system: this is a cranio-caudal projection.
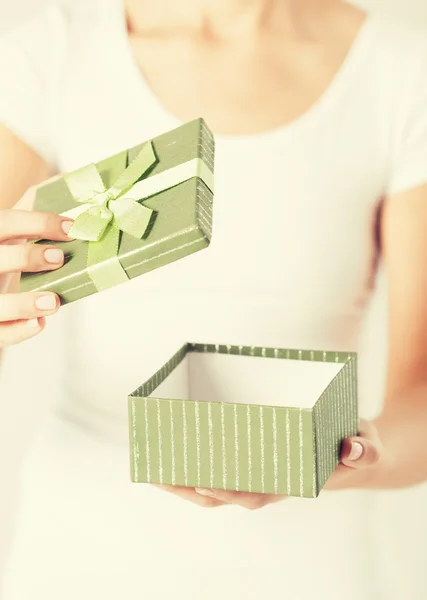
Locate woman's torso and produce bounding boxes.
[3,2,427,599]
[54,2,395,433]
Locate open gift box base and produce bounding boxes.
[129,343,358,498]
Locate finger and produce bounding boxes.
[195,488,285,510]
[0,317,46,348]
[0,244,64,274]
[0,210,73,243]
[0,272,22,295]
[340,436,381,469]
[153,484,226,508]
[0,292,59,322]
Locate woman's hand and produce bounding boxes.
[155,483,285,509]
[323,418,384,491]
[155,418,384,509]
[0,188,73,348]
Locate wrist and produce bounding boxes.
[370,409,427,489]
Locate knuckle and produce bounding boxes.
[198,496,219,508]
[43,212,61,233]
[0,293,32,320]
[0,323,32,348]
[14,245,34,270]
[368,445,381,465]
[200,497,215,507]
[0,294,10,316]
[210,492,227,503]
[6,244,33,271]
[6,244,50,273]
[202,500,221,508]
[0,210,11,233]
[246,499,266,511]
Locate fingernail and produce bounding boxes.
[44,248,64,264]
[195,488,216,498]
[348,441,364,461]
[35,295,57,311]
[61,221,73,236]
[26,318,40,328]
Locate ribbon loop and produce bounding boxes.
[60,137,209,293]
[66,141,157,243]
[65,164,106,204]
[110,141,157,196]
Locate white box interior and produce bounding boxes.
[152,352,343,408]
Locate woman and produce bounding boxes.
[0,0,427,598]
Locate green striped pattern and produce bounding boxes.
[313,352,358,491]
[21,119,214,304]
[129,343,358,498]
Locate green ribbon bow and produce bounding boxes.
[61,140,213,292]
[63,142,158,291]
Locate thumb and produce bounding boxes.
[340,436,381,469]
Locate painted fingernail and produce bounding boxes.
[348,441,364,461]
[61,221,73,236]
[35,295,57,311]
[195,488,216,498]
[26,318,40,328]
[44,248,64,264]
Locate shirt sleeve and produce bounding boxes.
[0,5,66,166]
[387,38,427,196]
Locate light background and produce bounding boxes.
[2,0,427,30]
[0,0,426,575]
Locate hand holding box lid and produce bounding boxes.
[21,119,214,304]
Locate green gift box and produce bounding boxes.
[21,119,214,304]
[128,343,358,498]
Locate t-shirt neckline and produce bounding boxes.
[111,0,376,146]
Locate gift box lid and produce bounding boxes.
[21,118,214,304]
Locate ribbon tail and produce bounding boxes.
[86,225,129,291]
[112,198,154,239]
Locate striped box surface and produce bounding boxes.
[128,343,358,498]
[21,119,214,304]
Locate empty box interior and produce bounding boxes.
[152,352,344,408]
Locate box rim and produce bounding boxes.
[129,341,358,411]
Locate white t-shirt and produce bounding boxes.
[1,2,427,599]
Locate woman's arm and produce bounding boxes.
[361,182,427,489]
[0,123,50,209]
[326,182,427,492]
[0,123,70,351]
[192,185,427,507]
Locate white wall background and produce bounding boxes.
[0,0,426,581]
[359,0,427,23]
[1,0,427,31]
